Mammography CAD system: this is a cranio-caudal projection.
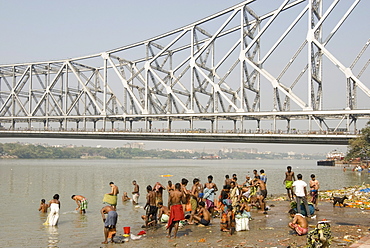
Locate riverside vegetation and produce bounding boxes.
[0,142,324,160]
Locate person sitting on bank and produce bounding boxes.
[192,201,211,226]
[288,209,308,236]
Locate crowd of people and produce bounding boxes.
[39,166,322,244]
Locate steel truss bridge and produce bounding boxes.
[0,0,369,145]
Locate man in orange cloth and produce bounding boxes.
[167,183,185,238]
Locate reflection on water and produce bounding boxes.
[0,159,368,247]
[73,214,88,228]
[46,226,59,247]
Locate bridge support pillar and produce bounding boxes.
[167,119,171,132]
[129,120,133,132]
[211,119,214,133]
[240,116,244,133]
[233,120,237,133]
[189,118,193,130]
[215,116,218,133]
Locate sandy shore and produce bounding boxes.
[105,187,370,247]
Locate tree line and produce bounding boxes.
[346,121,370,161]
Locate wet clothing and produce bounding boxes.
[260,189,267,198]
[167,204,184,229]
[190,198,198,211]
[199,218,210,226]
[285,180,293,189]
[289,222,308,235]
[310,190,318,204]
[104,210,118,228]
[80,198,88,211]
[132,193,140,204]
[44,203,59,226]
[146,205,158,221]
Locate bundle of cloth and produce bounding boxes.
[103,194,117,206]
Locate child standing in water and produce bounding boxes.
[38,199,48,213]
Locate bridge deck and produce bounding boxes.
[0,130,356,145]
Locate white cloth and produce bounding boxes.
[45,203,59,226]
[132,193,139,203]
[292,180,307,197]
[235,215,249,231]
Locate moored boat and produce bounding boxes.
[317,149,345,166]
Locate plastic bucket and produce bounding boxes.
[123,226,130,234]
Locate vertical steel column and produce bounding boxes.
[29,65,32,116]
[240,6,245,110]
[103,57,108,115]
[167,117,171,132]
[144,43,149,115]
[12,66,15,130]
[190,27,195,112]
[215,116,218,133]
[307,1,313,110]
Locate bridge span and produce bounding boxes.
[0,0,369,143]
[0,129,356,145]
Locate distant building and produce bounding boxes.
[123,142,145,149]
[221,147,258,153]
[159,149,195,153]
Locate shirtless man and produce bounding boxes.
[38,199,48,213]
[122,192,130,202]
[107,182,119,210]
[283,166,296,201]
[180,178,190,212]
[309,174,320,210]
[189,178,201,224]
[224,175,232,187]
[167,183,185,238]
[193,201,211,226]
[157,202,170,223]
[154,182,165,206]
[167,180,175,194]
[101,205,118,244]
[144,185,157,227]
[288,209,308,236]
[71,195,88,214]
[44,194,60,226]
[253,178,267,214]
[204,175,218,215]
[132,180,140,205]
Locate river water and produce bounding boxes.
[0,159,369,247]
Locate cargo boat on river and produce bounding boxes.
[317,149,345,166]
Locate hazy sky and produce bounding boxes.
[0,0,367,154]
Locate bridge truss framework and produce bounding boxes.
[0,0,369,140]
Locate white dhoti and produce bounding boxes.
[44,203,59,226]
